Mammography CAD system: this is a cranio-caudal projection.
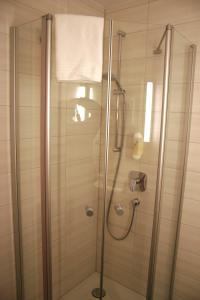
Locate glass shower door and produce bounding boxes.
[98,20,165,300]
[153,29,194,300]
[14,18,44,300]
[49,19,112,300]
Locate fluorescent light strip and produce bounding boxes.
[144,81,153,142]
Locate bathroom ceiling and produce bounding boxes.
[94,0,148,12]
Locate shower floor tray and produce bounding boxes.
[60,272,145,300]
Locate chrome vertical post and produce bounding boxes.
[99,19,113,300]
[10,27,24,300]
[147,24,174,300]
[116,30,125,80]
[113,31,126,152]
[41,14,53,300]
[169,44,197,299]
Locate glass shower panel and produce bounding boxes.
[50,19,111,300]
[153,30,192,300]
[100,20,165,300]
[16,19,44,300]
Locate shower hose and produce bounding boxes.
[106,92,140,241]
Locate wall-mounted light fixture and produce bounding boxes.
[144,81,153,142]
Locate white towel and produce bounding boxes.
[55,14,104,82]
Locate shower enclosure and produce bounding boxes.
[10,14,196,300]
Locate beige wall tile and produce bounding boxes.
[159,218,177,246]
[19,168,41,200]
[163,168,182,196]
[0,173,12,207]
[0,32,9,71]
[168,83,188,113]
[51,136,66,164]
[18,138,40,170]
[0,70,9,105]
[166,112,185,141]
[194,51,200,82]
[190,113,200,142]
[161,193,180,222]
[184,171,200,201]
[176,249,200,282]
[164,140,184,170]
[121,57,146,86]
[66,134,100,162]
[18,107,40,139]
[21,197,42,228]
[17,39,41,76]
[18,74,40,107]
[187,142,200,172]
[0,105,10,141]
[51,107,67,137]
[0,140,11,174]
[173,272,200,300]
[192,83,200,113]
[0,203,14,237]
[178,224,200,255]
[50,163,66,191]
[182,198,200,228]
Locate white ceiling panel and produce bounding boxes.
[94,0,148,12]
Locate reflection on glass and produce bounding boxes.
[76,86,94,100]
[72,104,92,122]
[76,86,86,98]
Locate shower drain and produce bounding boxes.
[91,288,106,298]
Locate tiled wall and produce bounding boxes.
[106,0,200,299]
[0,0,104,299]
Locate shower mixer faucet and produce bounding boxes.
[129,171,147,192]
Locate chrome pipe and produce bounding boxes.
[99,19,113,300]
[169,44,197,299]
[153,27,168,54]
[147,24,174,300]
[10,27,24,300]
[41,14,53,300]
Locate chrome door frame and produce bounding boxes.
[147,24,174,300]
[41,14,53,300]
[10,26,24,300]
[99,19,113,300]
[169,43,197,299]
